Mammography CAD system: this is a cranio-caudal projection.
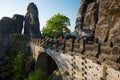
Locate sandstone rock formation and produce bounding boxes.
[0,17,15,65]
[0,14,24,65]
[75,0,99,40]
[76,0,120,44]
[24,2,41,37]
[75,0,120,64]
[12,14,24,33]
[0,15,24,35]
[95,0,120,43]
[0,34,10,65]
[0,17,16,34]
[0,2,41,65]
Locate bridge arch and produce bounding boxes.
[35,52,63,80]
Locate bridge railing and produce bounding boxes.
[30,38,96,54]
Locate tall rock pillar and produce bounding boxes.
[12,14,24,33]
[24,2,41,37]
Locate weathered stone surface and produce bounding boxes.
[75,0,99,40]
[51,70,63,80]
[24,2,41,37]
[31,42,120,80]
[75,0,120,60]
[75,0,120,44]
[0,15,24,65]
[12,14,24,33]
[0,35,11,66]
[95,0,120,43]
[0,2,41,65]
[0,17,16,65]
[0,17,16,34]
[0,35,10,59]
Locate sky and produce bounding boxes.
[0,0,80,31]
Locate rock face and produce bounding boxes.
[0,17,16,34]
[75,0,120,44]
[0,17,16,55]
[0,17,15,65]
[0,34,10,65]
[75,0,99,40]
[0,2,41,65]
[12,14,24,33]
[24,2,41,37]
[74,0,120,67]
[0,15,24,65]
[95,0,120,43]
[0,15,24,35]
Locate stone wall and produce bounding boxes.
[30,38,120,70]
[31,41,120,80]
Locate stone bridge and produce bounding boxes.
[30,38,120,80]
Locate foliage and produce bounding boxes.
[0,52,27,80]
[28,69,51,80]
[0,56,13,80]
[10,34,32,80]
[12,52,26,80]
[31,19,35,25]
[0,53,26,80]
[0,33,53,80]
[42,13,71,38]
[0,33,31,80]
[10,33,31,56]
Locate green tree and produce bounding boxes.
[42,13,71,38]
[28,69,50,80]
[12,52,26,80]
[10,33,31,80]
[0,33,32,80]
[10,33,31,56]
[0,52,27,80]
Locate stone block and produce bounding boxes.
[106,68,120,80]
[85,43,98,57]
[65,39,73,52]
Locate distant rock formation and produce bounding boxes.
[0,15,24,35]
[24,2,41,37]
[0,2,41,65]
[0,17,16,34]
[12,14,24,33]
[0,14,24,65]
[0,2,41,63]
[0,17,15,65]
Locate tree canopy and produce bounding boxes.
[42,13,71,38]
